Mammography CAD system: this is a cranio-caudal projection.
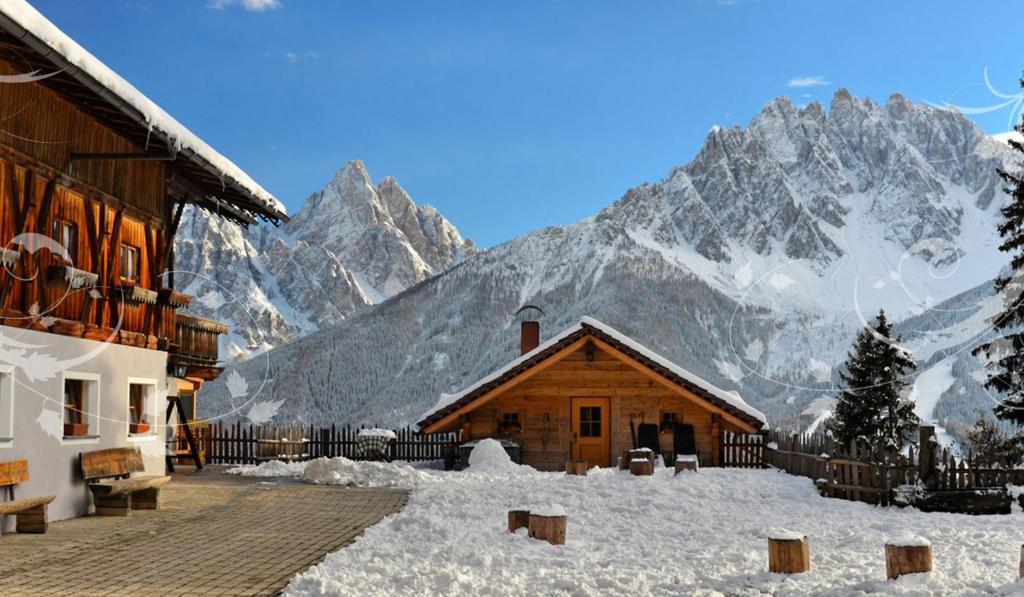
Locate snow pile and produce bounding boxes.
[302,457,422,489]
[227,460,306,478]
[466,439,519,473]
[886,535,931,548]
[282,467,1024,595]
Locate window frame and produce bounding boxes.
[59,371,100,445]
[118,243,140,282]
[51,217,78,264]
[126,377,159,440]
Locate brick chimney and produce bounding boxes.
[520,321,540,355]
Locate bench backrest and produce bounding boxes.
[80,448,145,481]
[0,460,28,486]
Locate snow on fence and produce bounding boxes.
[177,421,458,466]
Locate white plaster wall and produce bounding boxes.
[0,324,176,528]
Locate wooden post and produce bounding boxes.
[885,540,932,579]
[508,509,530,532]
[629,458,653,476]
[919,425,937,489]
[528,510,567,545]
[768,533,810,574]
[1018,544,1024,580]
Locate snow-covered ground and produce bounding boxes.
[230,451,1024,596]
[910,358,958,447]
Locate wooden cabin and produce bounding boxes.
[0,1,287,522]
[418,317,766,470]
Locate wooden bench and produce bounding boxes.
[80,447,171,516]
[0,459,55,534]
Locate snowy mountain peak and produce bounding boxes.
[174,159,475,360]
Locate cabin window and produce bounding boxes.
[0,368,12,445]
[661,412,678,432]
[579,406,601,437]
[499,412,521,432]
[127,379,157,436]
[62,373,99,439]
[119,244,139,281]
[51,219,78,263]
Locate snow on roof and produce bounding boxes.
[0,0,286,219]
[419,316,767,427]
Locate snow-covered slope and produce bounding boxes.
[173,160,475,359]
[201,90,1015,428]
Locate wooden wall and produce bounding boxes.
[0,58,166,218]
[464,342,748,471]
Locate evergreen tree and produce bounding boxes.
[832,310,919,449]
[974,86,1024,426]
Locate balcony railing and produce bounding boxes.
[172,313,228,364]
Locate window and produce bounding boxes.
[127,379,157,437]
[499,412,521,432]
[119,244,139,281]
[51,218,78,263]
[0,368,12,446]
[62,373,99,439]
[661,412,678,432]
[579,406,602,438]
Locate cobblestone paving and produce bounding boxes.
[0,467,408,596]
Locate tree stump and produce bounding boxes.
[627,448,655,464]
[528,512,567,545]
[508,509,531,532]
[674,456,698,474]
[768,534,810,574]
[885,540,932,579]
[629,458,653,476]
[564,460,588,475]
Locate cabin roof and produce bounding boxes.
[417,316,767,432]
[0,1,288,225]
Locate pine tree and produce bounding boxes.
[974,88,1024,426]
[832,310,919,449]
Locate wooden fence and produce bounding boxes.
[761,427,1024,507]
[720,431,764,468]
[177,422,458,466]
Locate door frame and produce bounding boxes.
[570,396,610,467]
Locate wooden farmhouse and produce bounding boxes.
[0,1,286,523]
[418,317,766,470]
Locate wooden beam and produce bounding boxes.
[421,336,591,434]
[588,336,759,434]
[69,152,175,162]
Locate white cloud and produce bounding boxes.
[785,75,830,88]
[284,50,319,63]
[208,0,282,11]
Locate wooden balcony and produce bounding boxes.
[169,313,229,380]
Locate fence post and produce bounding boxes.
[918,425,937,490]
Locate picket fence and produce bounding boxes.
[177,421,458,466]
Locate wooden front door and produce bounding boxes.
[571,397,610,467]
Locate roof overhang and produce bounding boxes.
[0,2,288,226]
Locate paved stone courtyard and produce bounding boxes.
[0,467,408,596]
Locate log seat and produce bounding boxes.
[0,459,55,534]
[80,447,171,516]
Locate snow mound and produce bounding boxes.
[886,535,932,547]
[303,457,421,489]
[227,460,306,478]
[530,503,566,517]
[466,439,519,473]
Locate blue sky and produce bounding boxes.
[29,0,1024,247]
